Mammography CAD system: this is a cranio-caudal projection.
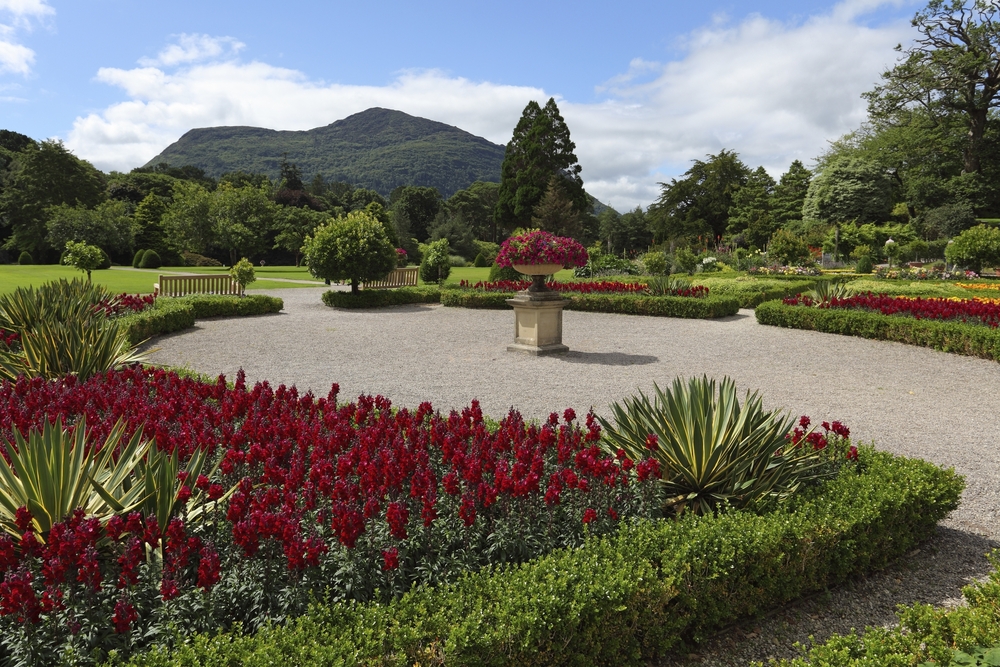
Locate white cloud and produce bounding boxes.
[139,34,245,67]
[66,0,915,210]
[0,0,50,75]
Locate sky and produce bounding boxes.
[0,0,923,210]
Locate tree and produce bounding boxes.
[531,175,583,239]
[46,200,136,257]
[133,193,169,257]
[598,206,651,255]
[62,241,105,281]
[302,210,396,294]
[273,207,330,266]
[648,150,751,246]
[864,0,1000,175]
[445,181,501,241]
[495,98,588,234]
[801,157,894,225]
[209,183,278,265]
[429,212,477,259]
[727,166,777,249]
[766,229,813,266]
[771,160,812,225]
[161,181,213,256]
[0,140,106,261]
[389,186,442,242]
[945,223,1000,271]
[419,238,452,283]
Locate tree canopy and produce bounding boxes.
[302,210,396,293]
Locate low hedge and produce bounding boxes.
[440,289,741,318]
[843,278,970,299]
[767,556,1000,666]
[119,295,283,344]
[322,286,442,308]
[118,448,962,666]
[755,300,1000,362]
[692,277,818,308]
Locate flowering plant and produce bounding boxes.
[783,292,1000,328]
[395,248,408,267]
[495,231,588,269]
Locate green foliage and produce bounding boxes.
[302,209,397,293]
[446,181,501,242]
[600,376,838,515]
[45,199,136,256]
[473,252,489,267]
[597,206,652,255]
[0,278,150,382]
[321,286,442,308]
[117,295,282,345]
[768,229,813,266]
[180,251,222,267]
[672,247,700,275]
[916,203,978,240]
[228,257,257,289]
[61,240,105,280]
[419,237,452,283]
[801,157,894,224]
[530,174,584,239]
[17,251,32,265]
[441,288,740,318]
[0,416,153,539]
[488,262,523,281]
[132,249,144,268]
[755,299,1000,362]
[139,249,161,269]
[843,279,969,299]
[771,160,812,226]
[117,447,962,667]
[429,210,478,259]
[210,183,278,266]
[727,166,777,248]
[575,253,641,277]
[496,98,588,232]
[649,149,751,243]
[272,207,330,266]
[691,276,817,308]
[641,251,669,276]
[389,185,443,242]
[946,224,1000,273]
[144,108,505,198]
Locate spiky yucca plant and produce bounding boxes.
[807,280,850,303]
[600,376,835,515]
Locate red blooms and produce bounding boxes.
[382,547,399,571]
[783,293,1000,328]
[111,597,137,634]
[386,502,409,540]
[582,508,597,524]
[636,458,661,481]
[14,507,32,532]
[645,434,659,450]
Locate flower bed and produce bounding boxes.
[748,265,821,276]
[0,369,660,664]
[692,276,817,308]
[783,293,1000,328]
[459,279,709,298]
[876,266,978,280]
[756,299,1000,362]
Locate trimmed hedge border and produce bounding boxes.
[119,295,283,344]
[118,448,962,667]
[440,289,741,318]
[321,286,442,309]
[692,278,818,308]
[755,300,1000,362]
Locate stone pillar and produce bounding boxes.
[506,291,570,355]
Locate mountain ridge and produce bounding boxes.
[144,108,507,198]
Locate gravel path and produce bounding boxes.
[147,287,1000,665]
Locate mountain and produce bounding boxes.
[143,108,507,198]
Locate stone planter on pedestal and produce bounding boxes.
[506,264,570,355]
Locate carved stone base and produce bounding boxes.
[506,292,570,356]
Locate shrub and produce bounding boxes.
[322,286,442,308]
[448,254,466,267]
[768,229,813,266]
[62,241,105,281]
[139,249,161,269]
[691,277,816,308]
[576,254,641,278]
[419,238,452,283]
[488,263,523,281]
[17,251,32,265]
[672,247,699,275]
[118,296,282,344]
[132,249,144,268]
[473,252,490,267]
[172,294,283,319]
[855,255,874,274]
[180,251,223,267]
[97,248,112,270]
[228,257,256,290]
[441,289,740,318]
[302,210,396,294]
[600,376,852,516]
[642,251,669,276]
[946,224,1000,273]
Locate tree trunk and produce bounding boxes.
[351,278,359,294]
[965,108,988,174]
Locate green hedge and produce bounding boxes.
[692,277,818,308]
[117,448,962,667]
[321,286,442,308]
[755,300,1000,362]
[767,556,1000,666]
[440,289,741,318]
[119,295,283,344]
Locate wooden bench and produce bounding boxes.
[361,267,419,290]
[155,274,244,297]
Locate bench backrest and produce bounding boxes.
[362,267,419,290]
[157,275,244,297]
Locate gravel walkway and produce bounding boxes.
[146,287,1000,665]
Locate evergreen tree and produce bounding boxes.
[728,167,777,249]
[134,193,169,256]
[771,160,812,225]
[530,175,583,239]
[495,98,588,236]
[802,157,894,225]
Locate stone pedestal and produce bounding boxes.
[506,291,570,355]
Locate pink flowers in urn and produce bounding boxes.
[495,231,588,269]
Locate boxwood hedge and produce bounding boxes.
[691,277,818,308]
[440,289,741,318]
[116,448,962,667]
[119,295,283,344]
[755,300,1000,362]
[321,286,442,309]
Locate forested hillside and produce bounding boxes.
[144,108,506,198]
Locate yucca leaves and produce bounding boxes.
[0,278,151,382]
[0,416,153,539]
[600,376,834,515]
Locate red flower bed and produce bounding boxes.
[783,293,1000,328]
[93,293,156,318]
[459,279,709,298]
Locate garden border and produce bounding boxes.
[440,288,741,318]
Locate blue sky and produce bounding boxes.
[1,0,922,209]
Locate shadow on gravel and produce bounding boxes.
[712,312,751,322]
[653,525,998,667]
[558,351,659,366]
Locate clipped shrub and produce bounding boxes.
[642,251,669,276]
[946,224,1000,273]
[302,210,396,293]
[322,286,442,309]
[441,289,740,318]
[488,263,522,281]
[768,229,813,266]
[62,241,105,281]
[691,277,816,308]
[181,251,223,267]
[448,254,467,267]
[855,255,874,274]
[473,252,490,267]
[671,247,699,275]
[229,257,256,290]
[132,249,145,268]
[17,251,32,265]
[97,248,112,270]
[419,238,452,283]
[119,299,195,344]
[139,249,162,269]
